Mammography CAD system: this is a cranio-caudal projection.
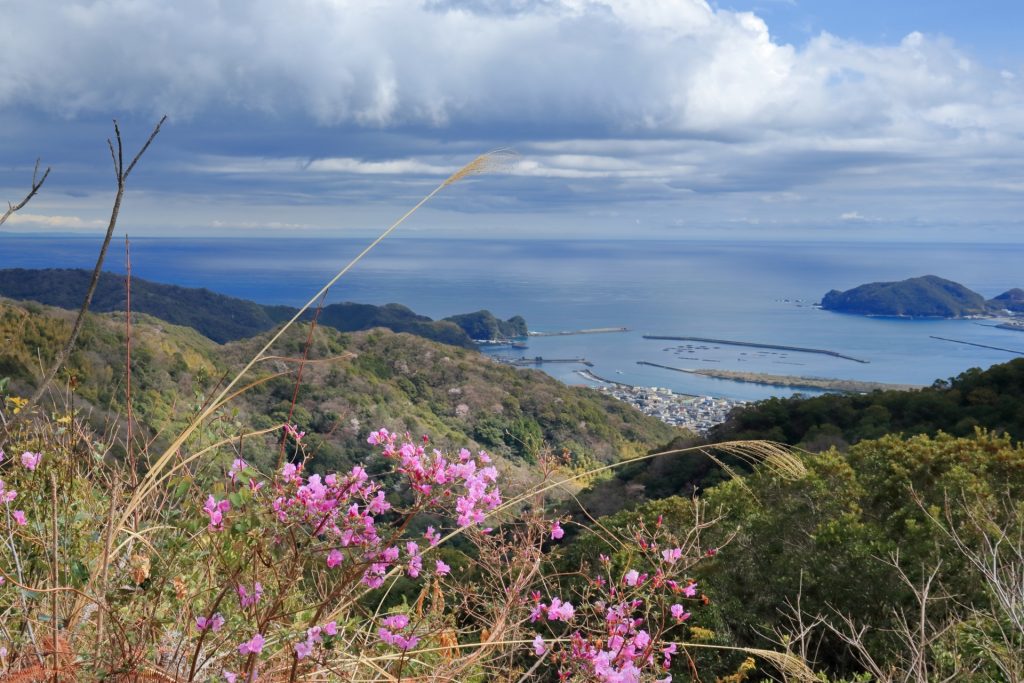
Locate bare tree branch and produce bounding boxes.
[0,158,51,228]
[13,116,166,422]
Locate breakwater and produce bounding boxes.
[929,336,1024,356]
[636,361,920,393]
[530,327,629,337]
[643,335,869,363]
[501,357,595,367]
[575,368,632,387]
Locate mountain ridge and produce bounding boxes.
[0,268,526,347]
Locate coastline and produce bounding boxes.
[636,361,923,393]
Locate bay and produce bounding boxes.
[1,234,1022,401]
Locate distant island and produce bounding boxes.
[0,268,526,348]
[821,274,1023,319]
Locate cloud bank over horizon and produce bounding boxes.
[1,0,1022,239]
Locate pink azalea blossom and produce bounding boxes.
[435,559,451,576]
[326,549,343,568]
[237,582,263,608]
[283,424,305,442]
[623,569,642,587]
[196,613,225,632]
[12,510,27,526]
[550,521,565,540]
[202,495,230,531]
[682,581,698,598]
[670,604,691,622]
[532,634,546,656]
[661,547,682,564]
[20,451,41,471]
[238,633,265,655]
[382,614,409,630]
[323,621,338,636]
[294,639,313,659]
[0,480,16,504]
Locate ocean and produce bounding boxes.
[2,234,1022,401]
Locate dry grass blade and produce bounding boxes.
[491,439,805,521]
[443,149,517,186]
[672,643,817,682]
[110,150,512,557]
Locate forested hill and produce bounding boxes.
[0,297,675,475]
[0,268,525,347]
[567,358,1024,518]
[821,274,994,317]
[711,358,1024,448]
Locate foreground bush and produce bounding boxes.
[1,409,801,682]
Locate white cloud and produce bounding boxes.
[6,213,105,228]
[0,0,1020,143]
[1,0,1022,238]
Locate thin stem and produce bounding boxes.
[0,158,51,228]
[14,116,166,422]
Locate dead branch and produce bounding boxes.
[14,116,166,422]
[0,159,51,228]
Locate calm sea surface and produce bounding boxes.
[2,235,1022,401]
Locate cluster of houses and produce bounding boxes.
[596,384,744,434]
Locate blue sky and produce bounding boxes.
[1,0,1023,241]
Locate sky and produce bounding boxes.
[1,0,1023,241]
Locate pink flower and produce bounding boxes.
[223,672,237,683]
[20,451,41,471]
[546,597,575,622]
[202,495,230,531]
[662,643,678,669]
[196,613,225,632]
[623,569,641,587]
[323,621,338,636]
[661,547,682,564]
[670,604,691,622]
[435,559,451,576]
[237,582,263,608]
[283,424,305,442]
[326,549,343,568]
[12,510,27,526]
[228,458,247,482]
[382,614,409,631]
[294,639,313,659]
[238,633,265,655]
[682,581,698,598]
[550,521,565,540]
[532,634,546,656]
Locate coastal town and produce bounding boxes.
[592,382,745,435]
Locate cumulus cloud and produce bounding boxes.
[1,0,1022,237]
[0,0,1020,142]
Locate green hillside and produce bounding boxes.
[0,297,675,476]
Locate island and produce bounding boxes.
[821,275,1011,318]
